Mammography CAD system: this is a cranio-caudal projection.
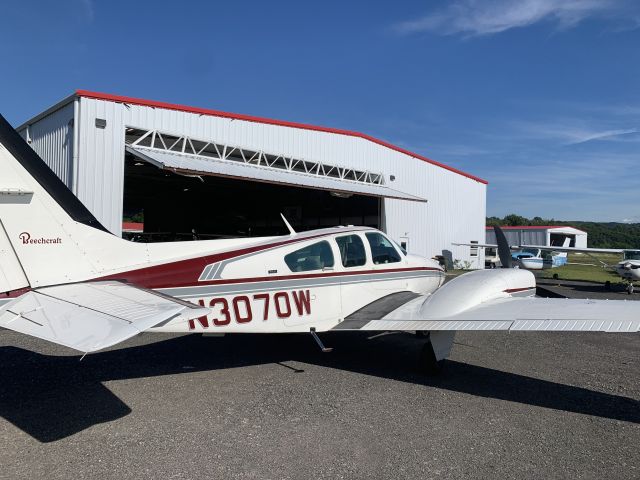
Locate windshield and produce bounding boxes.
[623,250,640,261]
[522,248,539,256]
[390,238,407,256]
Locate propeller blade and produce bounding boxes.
[494,225,512,268]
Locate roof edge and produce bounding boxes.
[76,89,488,185]
[15,93,76,132]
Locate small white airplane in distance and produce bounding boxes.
[520,244,640,294]
[455,235,570,271]
[513,237,571,270]
[0,113,639,373]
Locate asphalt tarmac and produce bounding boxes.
[1,285,638,479]
[536,277,640,300]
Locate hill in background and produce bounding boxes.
[486,214,640,249]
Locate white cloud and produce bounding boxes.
[507,119,639,145]
[566,128,639,144]
[485,151,640,221]
[79,0,95,22]
[393,0,635,36]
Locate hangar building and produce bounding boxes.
[486,226,588,248]
[16,90,487,267]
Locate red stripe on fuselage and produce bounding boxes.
[0,287,32,299]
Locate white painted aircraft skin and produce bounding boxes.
[0,113,639,364]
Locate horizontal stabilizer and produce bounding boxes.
[0,281,209,353]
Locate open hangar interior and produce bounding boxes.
[17,90,488,267]
[485,226,588,248]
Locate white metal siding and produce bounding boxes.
[34,96,486,268]
[574,233,587,248]
[76,98,126,234]
[486,228,588,249]
[17,102,75,187]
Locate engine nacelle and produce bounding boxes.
[417,269,536,365]
[418,268,536,319]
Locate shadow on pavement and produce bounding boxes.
[1,332,638,443]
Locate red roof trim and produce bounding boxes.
[76,89,488,185]
[486,225,587,232]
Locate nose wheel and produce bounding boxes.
[627,283,635,295]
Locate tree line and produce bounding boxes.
[486,214,640,249]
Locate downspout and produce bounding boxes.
[71,96,80,196]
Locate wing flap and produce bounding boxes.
[0,281,210,352]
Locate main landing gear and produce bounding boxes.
[417,331,455,375]
[627,283,635,295]
[308,328,453,375]
[419,336,445,375]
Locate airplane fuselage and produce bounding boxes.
[615,260,640,281]
[126,227,447,334]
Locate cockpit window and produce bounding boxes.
[391,238,407,256]
[335,235,367,267]
[365,232,402,264]
[624,250,640,261]
[285,241,334,272]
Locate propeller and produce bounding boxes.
[494,225,512,269]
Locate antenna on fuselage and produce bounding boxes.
[280,213,296,236]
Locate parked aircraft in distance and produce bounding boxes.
[0,113,638,374]
[455,236,570,270]
[521,244,640,294]
[512,237,570,270]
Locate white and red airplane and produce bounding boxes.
[0,114,639,371]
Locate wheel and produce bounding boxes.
[628,284,634,295]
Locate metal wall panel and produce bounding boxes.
[486,230,546,247]
[16,102,75,188]
[72,98,486,266]
[486,228,588,249]
[76,98,126,234]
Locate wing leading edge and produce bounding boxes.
[0,281,210,353]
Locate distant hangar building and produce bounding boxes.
[486,226,588,248]
[16,90,488,267]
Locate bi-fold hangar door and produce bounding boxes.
[122,129,426,241]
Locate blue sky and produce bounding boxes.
[1,0,639,222]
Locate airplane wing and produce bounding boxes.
[520,245,626,254]
[452,242,498,248]
[0,281,209,353]
[335,292,640,333]
[452,242,523,251]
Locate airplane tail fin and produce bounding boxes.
[556,237,571,258]
[0,113,215,352]
[0,113,127,290]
